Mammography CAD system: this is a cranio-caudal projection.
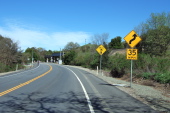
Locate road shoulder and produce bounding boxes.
[66,65,170,113]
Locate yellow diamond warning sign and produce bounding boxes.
[124,30,141,48]
[96,45,106,55]
[126,49,138,60]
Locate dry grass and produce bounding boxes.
[141,80,155,87]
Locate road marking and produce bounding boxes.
[0,64,52,96]
[77,70,112,112]
[63,66,95,113]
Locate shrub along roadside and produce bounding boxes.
[154,72,170,84]
[73,51,100,69]
[0,63,25,73]
[63,46,170,84]
[108,53,170,84]
[107,54,130,78]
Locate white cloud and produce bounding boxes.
[0,24,92,51]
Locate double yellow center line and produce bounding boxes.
[0,64,52,96]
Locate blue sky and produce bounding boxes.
[0,0,169,51]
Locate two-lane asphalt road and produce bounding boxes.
[0,63,157,113]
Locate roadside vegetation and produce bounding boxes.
[0,35,23,72]
[63,12,170,84]
[0,36,59,72]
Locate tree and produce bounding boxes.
[136,26,170,56]
[135,12,170,35]
[92,33,109,45]
[37,47,48,61]
[21,52,31,64]
[108,36,124,49]
[64,42,80,51]
[147,12,168,29]
[25,47,51,62]
[0,35,21,72]
[135,12,170,56]
[0,35,20,65]
[167,12,170,27]
[25,47,40,61]
[134,22,149,36]
[63,50,76,65]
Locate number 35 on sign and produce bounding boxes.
[126,49,138,60]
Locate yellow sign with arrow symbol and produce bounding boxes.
[124,30,141,48]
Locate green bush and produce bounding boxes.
[108,54,130,71]
[135,53,170,73]
[108,53,170,83]
[89,53,99,69]
[64,50,77,65]
[0,63,7,72]
[64,44,170,84]
[141,72,154,79]
[74,52,99,69]
[135,53,152,70]
[154,57,170,73]
[108,54,130,77]
[154,72,170,83]
[74,52,84,66]
[0,63,24,72]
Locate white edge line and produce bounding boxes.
[62,66,95,113]
[0,64,40,78]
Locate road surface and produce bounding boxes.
[0,63,157,113]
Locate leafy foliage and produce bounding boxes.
[63,42,110,70]
[108,54,130,77]
[147,12,170,29]
[141,73,154,79]
[64,42,80,51]
[63,50,77,65]
[107,53,170,83]
[154,72,170,83]
[135,12,170,56]
[0,35,22,72]
[24,47,58,63]
[137,26,170,56]
[109,36,124,49]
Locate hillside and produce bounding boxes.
[109,49,126,56]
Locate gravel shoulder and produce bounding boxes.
[67,65,170,113]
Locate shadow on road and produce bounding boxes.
[0,91,108,113]
[0,91,157,113]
